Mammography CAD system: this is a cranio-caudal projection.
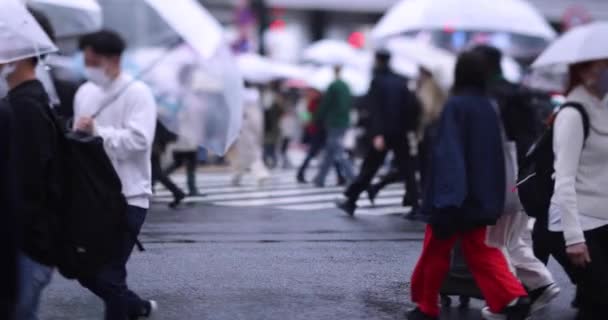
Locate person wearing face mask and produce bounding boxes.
[546,59,608,319]
[2,8,61,320]
[73,30,158,320]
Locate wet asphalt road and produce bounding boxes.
[41,203,578,320]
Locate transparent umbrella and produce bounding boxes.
[0,0,57,64]
[27,0,102,38]
[143,0,244,155]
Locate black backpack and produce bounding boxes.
[517,102,590,219]
[45,109,130,279]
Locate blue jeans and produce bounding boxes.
[15,254,53,320]
[314,128,354,186]
[78,206,149,320]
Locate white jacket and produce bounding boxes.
[74,73,157,209]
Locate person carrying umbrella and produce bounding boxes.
[529,22,608,319]
[312,65,355,187]
[0,3,60,319]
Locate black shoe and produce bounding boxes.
[529,283,560,313]
[481,297,531,320]
[406,308,438,320]
[404,207,422,220]
[367,184,380,206]
[336,199,356,216]
[169,192,186,209]
[337,178,347,186]
[296,173,307,184]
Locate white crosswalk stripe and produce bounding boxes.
[152,168,412,216]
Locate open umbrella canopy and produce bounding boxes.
[305,67,371,96]
[237,53,306,84]
[27,0,102,37]
[302,39,364,68]
[0,0,57,64]
[532,22,608,68]
[372,0,556,41]
[142,0,243,155]
[144,0,223,60]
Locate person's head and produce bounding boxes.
[79,30,126,87]
[472,45,503,80]
[374,50,391,70]
[567,59,608,98]
[452,50,488,95]
[333,65,343,78]
[0,8,55,90]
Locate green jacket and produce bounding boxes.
[315,79,352,129]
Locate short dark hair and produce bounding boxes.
[79,30,126,57]
[28,8,55,66]
[452,50,488,94]
[375,50,391,66]
[472,45,502,77]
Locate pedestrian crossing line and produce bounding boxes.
[153,169,409,216]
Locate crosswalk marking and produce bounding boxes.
[153,168,409,216]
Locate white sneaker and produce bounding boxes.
[530,283,560,313]
[139,300,158,319]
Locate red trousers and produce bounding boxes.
[411,225,527,317]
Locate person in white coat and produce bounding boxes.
[73,30,158,319]
[232,83,270,186]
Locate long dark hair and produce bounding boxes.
[451,50,489,95]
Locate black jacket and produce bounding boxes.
[489,77,542,161]
[422,92,506,238]
[0,100,19,318]
[366,67,420,138]
[7,80,59,266]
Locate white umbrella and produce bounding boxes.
[372,0,556,41]
[306,67,371,96]
[237,53,306,83]
[302,39,363,68]
[27,0,102,37]
[143,0,243,155]
[532,22,608,68]
[0,0,57,64]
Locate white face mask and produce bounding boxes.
[0,63,16,98]
[84,66,112,88]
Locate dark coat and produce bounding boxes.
[7,80,59,266]
[0,99,19,319]
[366,67,420,138]
[316,79,353,129]
[422,91,506,238]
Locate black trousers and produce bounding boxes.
[79,206,149,320]
[345,134,419,206]
[152,153,184,200]
[575,225,608,319]
[164,151,198,195]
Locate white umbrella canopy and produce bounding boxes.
[372,0,556,41]
[0,0,57,64]
[237,53,306,84]
[306,67,371,96]
[27,0,102,37]
[532,22,608,68]
[302,39,364,68]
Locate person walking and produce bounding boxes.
[546,58,608,319]
[232,83,271,186]
[0,98,18,320]
[474,45,560,316]
[262,85,284,169]
[336,51,420,216]
[407,50,530,320]
[164,136,200,197]
[3,8,58,320]
[73,30,158,320]
[152,120,186,209]
[312,66,355,187]
[296,88,345,184]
